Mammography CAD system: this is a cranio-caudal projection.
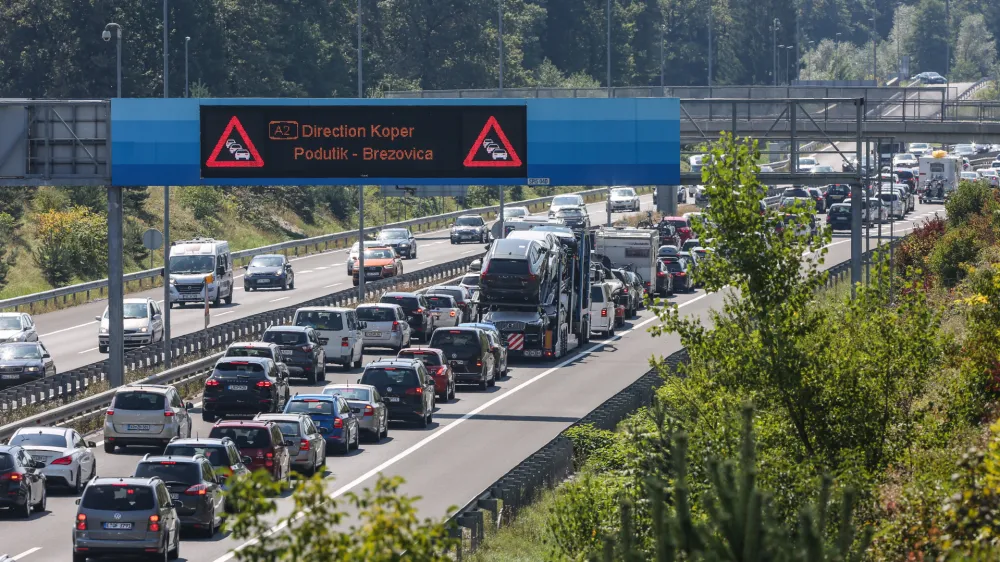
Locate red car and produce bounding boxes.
[208,420,291,487]
[396,348,456,402]
[661,216,693,243]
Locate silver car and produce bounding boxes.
[254,413,327,476]
[356,303,411,352]
[97,298,164,352]
[0,313,37,343]
[459,273,481,300]
[424,294,462,329]
[103,385,194,454]
[73,476,181,561]
[321,384,388,441]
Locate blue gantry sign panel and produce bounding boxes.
[110,98,679,187]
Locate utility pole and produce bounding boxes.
[707,0,713,87]
[163,0,168,97]
[162,0,172,368]
[357,0,363,97]
[772,18,780,87]
[660,24,665,89]
[794,2,799,84]
[498,0,504,95]
[945,0,951,77]
[870,16,877,83]
[606,0,612,91]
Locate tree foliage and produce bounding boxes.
[32,206,107,286]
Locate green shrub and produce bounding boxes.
[946,180,996,227]
[929,227,980,287]
[546,473,625,560]
[178,185,226,221]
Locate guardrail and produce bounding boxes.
[0,187,647,313]
[0,253,483,418]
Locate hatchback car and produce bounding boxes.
[824,184,851,207]
[356,303,411,352]
[134,454,226,537]
[548,194,586,218]
[224,341,290,378]
[660,256,693,293]
[661,217,693,243]
[479,238,550,304]
[72,477,180,561]
[458,322,509,378]
[261,326,327,384]
[346,240,381,275]
[0,445,47,517]
[428,328,497,390]
[379,292,437,342]
[0,313,37,343]
[353,246,403,286]
[424,294,462,329]
[807,188,826,213]
[826,203,852,230]
[202,356,290,422]
[254,413,327,475]
[375,228,417,259]
[321,383,389,442]
[397,348,456,402]
[451,215,490,244]
[426,285,476,323]
[208,420,291,487]
[609,187,640,212]
[163,437,251,486]
[554,206,591,230]
[8,427,96,492]
[103,385,194,454]
[243,254,294,291]
[97,298,164,352]
[284,394,359,455]
[359,360,436,427]
[0,342,56,390]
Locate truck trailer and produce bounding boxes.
[593,227,659,296]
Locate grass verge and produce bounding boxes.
[466,490,558,562]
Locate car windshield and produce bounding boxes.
[262,331,307,345]
[209,426,271,449]
[612,189,635,197]
[113,391,165,410]
[397,351,442,367]
[799,158,817,166]
[324,387,372,401]
[431,330,478,349]
[295,311,343,331]
[831,206,851,215]
[364,249,394,260]
[356,307,395,322]
[378,229,408,240]
[432,288,464,302]
[0,317,21,330]
[9,433,67,448]
[0,345,41,360]
[270,421,301,438]
[135,462,201,485]
[665,219,687,229]
[456,217,483,226]
[81,485,155,511]
[164,445,230,467]
[361,368,420,388]
[286,400,335,416]
[461,274,480,287]
[250,256,283,268]
[226,347,274,360]
[879,194,898,202]
[557,208,584,216]
[662,260,685,273]
[169,255,215,275]
[120,303,149,319]
[553,196,582,206]
[505,208,528,217]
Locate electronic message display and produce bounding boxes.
[199,105,527,180]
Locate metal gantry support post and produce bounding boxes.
[108,185,125,387]
[789,101,798,176]
[358,186,366,301]
[498,186,505,239]
[851,98,864,297]
[606,186,612,227]
[163,186,171,368]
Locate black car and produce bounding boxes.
[807,188,826,213]
[894,169,916,190]
[260,326,327,384]
[451,215,489,244]
[426,285,476,323]
[553,206,590,231]
[359,359,436,427]
[380,292,435,341]
[134,454,226,537]
[375,228,417,259]
[610,269,642,317]
[428,328,497,390]
[0,342,56,390]
[243,254,294,291]
[202,356,290,422]
[660,256,693,293]
[0,445,47,517]
[654,260,675,297]
[479,238,549,304]
[826,203,852,230]
[824,184,851,207]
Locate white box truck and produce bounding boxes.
[593,227,659,293]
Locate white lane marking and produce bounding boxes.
[418,260,434,265]
[215,292,709,561]
[461,250,478,255]
[39,321,99,338]
[433,241,446,245]
[299,270,313,274]
[214,311,235,318]
[12,547,41,560]
[234,287,244,291]
[78,347,99,354]
[324,283,343,289]
[316,267,328,271]
[269,297,290,303]
[235,274,244,280]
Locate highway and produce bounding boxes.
[0,192,946,561]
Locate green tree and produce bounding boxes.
[953,14,998,80]
[0,213,20,292]
[908,0,950,73]
[946,179,997,226]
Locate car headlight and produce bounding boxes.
[139,327,148,333]
[100,327,108,334]
[400,243,409,247]
[169,278,176,285]
[24,366,40,373]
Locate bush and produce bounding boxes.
[0,213,18,291]
[178,185,226,221]
[546,473,625,560]
[32,207,107,286]
[895,216,946,276]
[946,180,996,227]
[929,227,981,287]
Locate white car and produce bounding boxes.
[234,149,251,160]
[8,427,97,492]
[589,283,615,337]
[797,157,819,172]
[548,194,586,218]
[502,206,530,219]
[0,313,37,343]
[908,142,931,155]
[961,171,980,182]
[608,187,640,212]
[458,273,480,299]
[228,143,242,154]
[423,293,462,329]
[977,168,1000,187]
[492,149,508,160]
[893,153,918,166]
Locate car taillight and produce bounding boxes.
[622,287,629,294]
[256,380,272,388]
[300,439,310,451]
[676,272,687,277]
[333,418,344,428]
[476,360,483,367]
[51,456,73,466]
[449,310,456,317]
[391,321,400,332]
[301,345,313,352]
[644,281,651,288]
[2,472,22,482]
[601,309,608,317]
[163,411,175,417]
[364,405,374,417]
[405,387,424,395]
[657,272,666,277]
[148,514,161,532]
[184,484,209,496]
[528,273,537,282]
[414,308,424,315]
[106,409,114,416]
[342,337,349,347]
[205,379,220,387]
[76,513,88,530]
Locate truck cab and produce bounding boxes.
[168,238,234,308]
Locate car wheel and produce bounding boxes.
[340,434,351,455]
[353,356,362,369]
[98,344,108,353]
[609,324,616,337]
[16,490,30,518]
[438,388,448,403]
[306,370,317,384]
[479,373,488,391]
[74,468,84,494]
[449,381,456,400]
[289,276,295,289]
[167,533,180,561]
[281,278,288,291]
[412,247,417,259]
[103,442,115,454]
[350,427,360,450]
[317,363,326,382]
[73,552,87,562]
[34,487,46,512]
[419,411,429,428]
[224,287,233,304]
[204,511,217,538]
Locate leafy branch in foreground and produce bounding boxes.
[224,471,457,561]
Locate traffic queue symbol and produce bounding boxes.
[205,116,265,168]
[463,116,522,168]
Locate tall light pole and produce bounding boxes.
[357,0,363,97]
[895,2,902,78]
[778,44,785,84]
[163,0,169,98]
[498,0,504,95]
[787,45,794,85]
[707,0,713,87]
[606,0,612,91]
[870,16,877,83]
[807,40,815,80]
[184,36,190,98]
[162,0,172,368]
[103,24,122,97]
[772,18,781,87]
[660,24,666,88]
[102,23,125,387]
[945,0,950,77]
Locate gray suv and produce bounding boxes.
[103,385,194,454]
[134,454,226,537]
[72,476,181,562]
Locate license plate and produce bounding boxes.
[257,279,271,284]
[366,273,381,278]
[385,396,400,402]
[1,374,18,379]
[127,424,150,431]
[365,331,381,337]
[524,349,543,357]
[181,294,201,300]
[103,522,133,530]
[171,493,180,500]
[282,350,293,356]
[228,385,248,391]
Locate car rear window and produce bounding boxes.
[163,445,229,468]
[666,219,688,229]
[324,387,372,401]
[135,461,201,485]
[10,433,67,448]
[294,311,344,331]
[82,485,155,511]
[590,286,606,302]
[357,307,395,322]
[381,296,420,312]
[664,261,684,273]
[286,400,335,416]
[271,421,301,437]
[113,391,165,411]
[209,426,273,449]
[460,275,480,287]
[831,206,850,215]
[426,296,453,309]
[431,288,464,302]
[0,453,12,471]
[484,259,528,275]
[214,361,266,375]
[226,347,274,360]
[430,330,481,349]
[361,368,420,388]
[397,351,442,367]
[263,331,307,345]
[827,185,850,195]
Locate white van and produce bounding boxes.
[168,238,234,307]
[589,283,615,337]
[292,307,365,370]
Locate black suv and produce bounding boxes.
[824,184,851,207]
[359,359,436,427]
[380,292,435,342]
[479,238,549,304]
[202,356,290,422]
[428,328,496,390]
[261,326,327,384]
[0,445,46,518]
[451,215,489,244]
[134,454,226,537]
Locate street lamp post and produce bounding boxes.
[707,0,713,87]
[357,0,363,97]
[807,40,815,80]
[870,16,877,84]
[163,0,168,98]
[787,45,794,85]
[184,36,190,98]
[772,18,781,87]
[778,44,785,84]
[102,24,122,97]
[660,24,665,88]
[606,0,612,90]
[498,0,504,95]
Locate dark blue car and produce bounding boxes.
[0,343,56,390]
[244,254,295,291]
[283,394,359,454]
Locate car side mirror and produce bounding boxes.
[242,456,253,466]
[42,353,51,359]
[356,378,361,384]
[87,440,97,448]
[75,498,81,505]
[170,501,182,508]
[94,316,102,322]
[185,402,194,410]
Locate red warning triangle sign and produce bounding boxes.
[205,116,264,168]
[463,116,522,168]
